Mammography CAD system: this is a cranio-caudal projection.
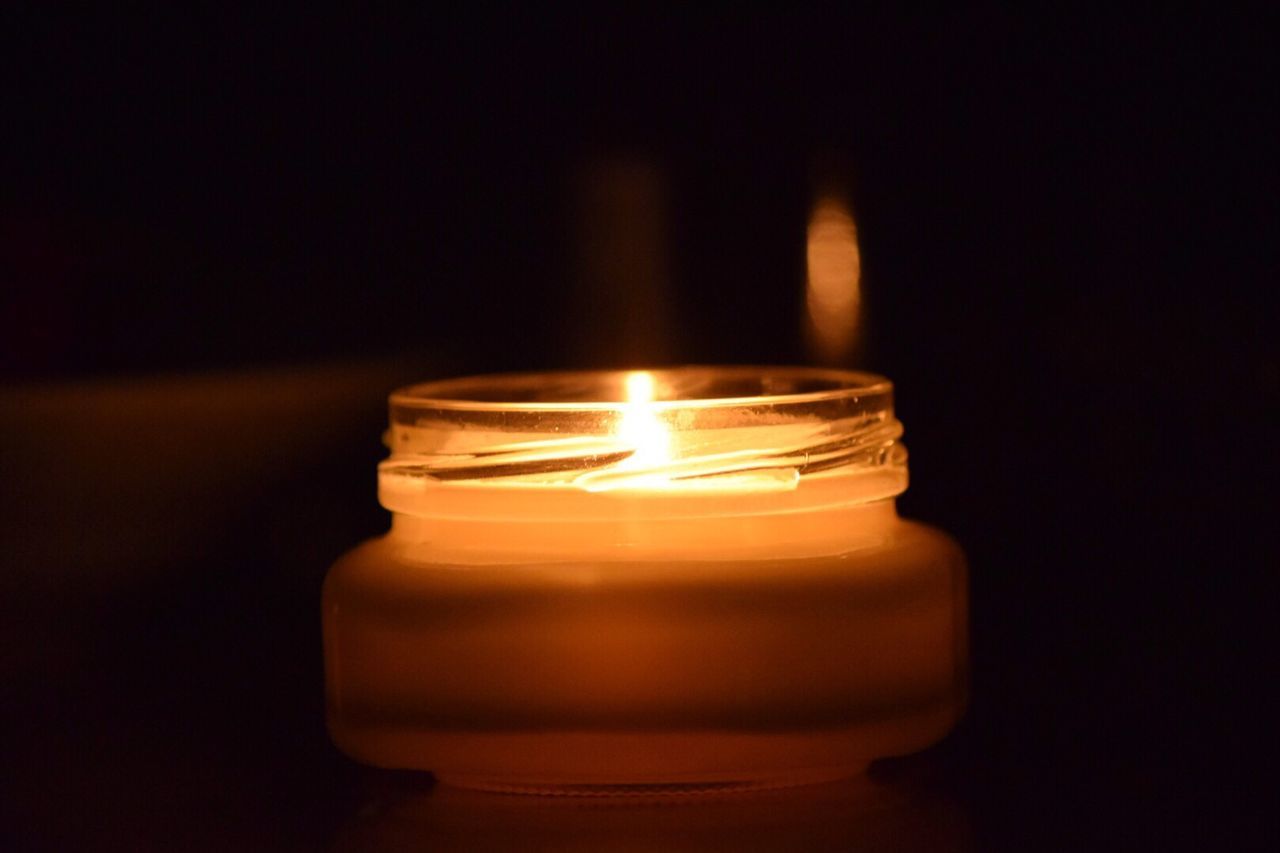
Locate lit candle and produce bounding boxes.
[323,367,967,793]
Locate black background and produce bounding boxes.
[1,7,1274,851]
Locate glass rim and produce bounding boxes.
[390,365,893,414]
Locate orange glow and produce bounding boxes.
[618,371,670,466]
[805,195,862,364]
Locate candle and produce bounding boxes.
[323,366,967,793]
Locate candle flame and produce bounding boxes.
[618,371,670,466]
[805,194,862,364]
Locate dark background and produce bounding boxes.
[1,7,1274,851]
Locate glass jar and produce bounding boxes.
[323,366,967,793]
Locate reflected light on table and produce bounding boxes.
[332,773,968,853]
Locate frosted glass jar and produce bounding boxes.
[323,367,967,793]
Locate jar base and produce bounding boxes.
[331,705,956,791]
[435,765,867,797]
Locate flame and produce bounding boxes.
[805,194,862,364]
[617,371,670,466]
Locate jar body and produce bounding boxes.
[322,502,967,792]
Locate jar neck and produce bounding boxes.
[387,498,900,564]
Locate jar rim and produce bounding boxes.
[390,366,892,413]
[381,366,904,498]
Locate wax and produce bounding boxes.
[323,368,967,793]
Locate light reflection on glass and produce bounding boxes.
[805,194,862,365]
